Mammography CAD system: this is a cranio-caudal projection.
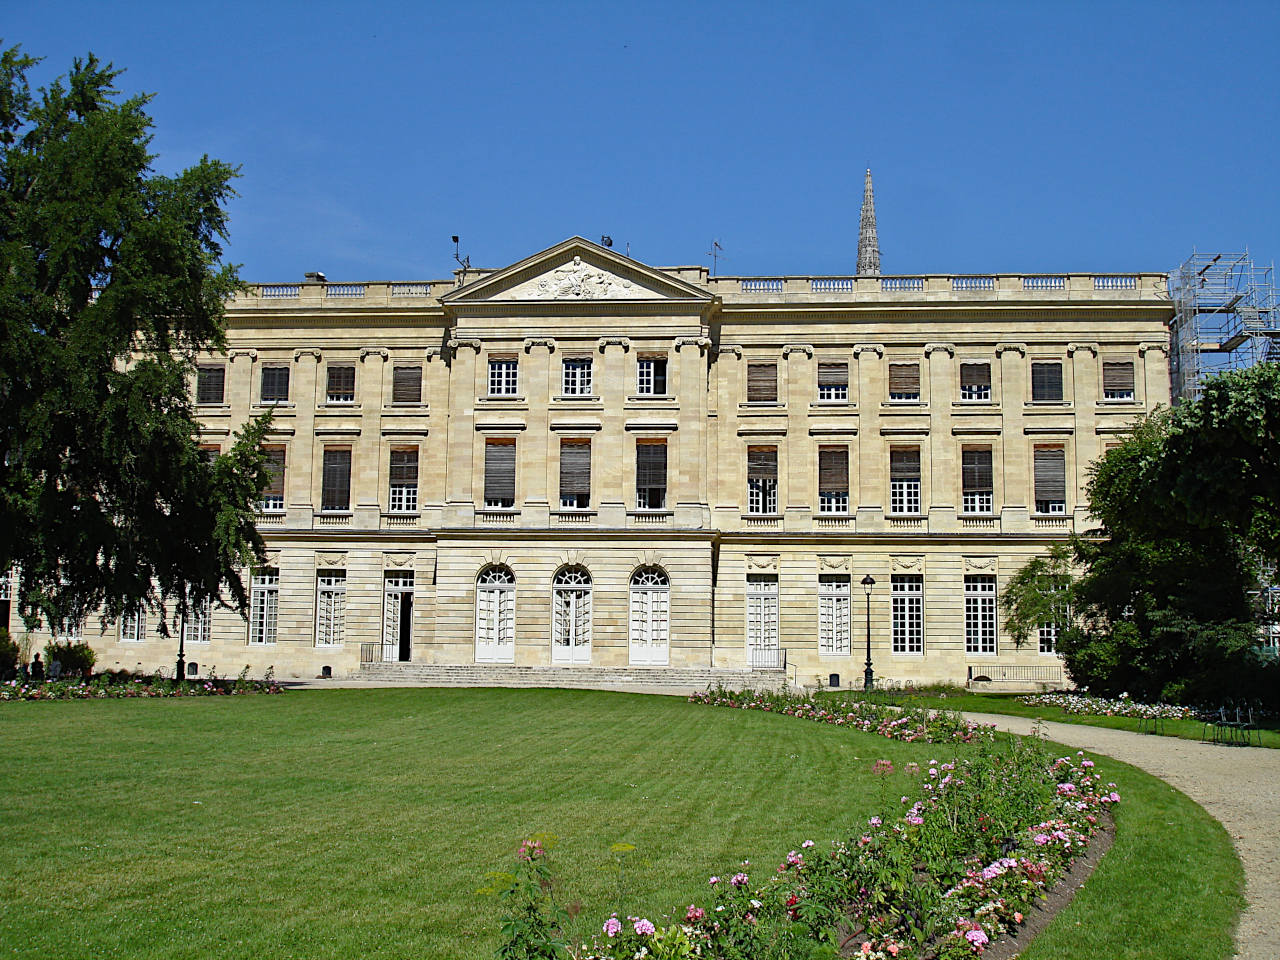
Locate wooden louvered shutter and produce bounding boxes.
[817,362,847,387]
[890,447,920,481]
[484,440,516,504]
[559,441,591,499]
[261,366,290,402]
[960,363,989,390]
[197,366,225,404]
[389,448,418,484]
[327,365,355,398]
[747,446,777,480]
[818,446,848,494]
[888,363,920,396]
[1031,362,1062,400]
[1034,447,1066,501]
[264,447,286,497]
[1102,362,1134,395]
[392,365,422,403]
[962,447,992,494]
[747,363,777,402]
[636,442,666,489]
[321,448,351,510]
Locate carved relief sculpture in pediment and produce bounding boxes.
[505,257,663,301]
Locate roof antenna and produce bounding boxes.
[451,235,471,286]
[706,239,725,276]
[600,235,613,248]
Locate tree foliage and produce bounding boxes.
[0,45,269,632]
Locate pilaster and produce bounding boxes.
[783,344,813,529]
[289,349,321,523]
[597,337,630,527]
[444,338,481,526]
[355,348,388,528]
[523,338,554,526]
[675,336,710,527]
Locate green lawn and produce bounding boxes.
[0,688,1243,959]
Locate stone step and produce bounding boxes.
[357,662,786,693]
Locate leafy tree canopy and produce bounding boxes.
[0,45,269,633]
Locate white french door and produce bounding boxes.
[629,568,670,665]
[475,568,516,664]
[551,568,592,665]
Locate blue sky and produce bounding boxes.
[8,1,1279,281]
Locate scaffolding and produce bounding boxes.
[1169,250,1279,402]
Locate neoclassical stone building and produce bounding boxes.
[14,232,1174,688]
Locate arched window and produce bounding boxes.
[629,567,669,665]
[551,566,592,663]
[475,566,515,663]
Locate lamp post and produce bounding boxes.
[175,622,186,685]
[861,574,876,692]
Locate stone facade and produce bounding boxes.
[10,238,1174,687]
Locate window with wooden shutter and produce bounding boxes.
[1031,362,1063,401]
[1102,361,1135,400]
[636,440,667,509]
[889,446,921,514]
[559,440,591,508]
[746,363,777,403]
[484,439,516,508]
[817,362,848,401]
[817,446,849,513]
[196,365,225,404]
[326,365,356,403]
[260,446,286,512]
[961,446,993,514]
[888,362,921,400]
[746,445,778,514]
[1033,446,1066,513]
[261,366,290,403]
[389,447,419,512]
[392,365,422,404]
[321,447,351,511]
[959,362,991,401]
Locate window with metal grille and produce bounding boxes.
[391,365,422,404]
[1102,361,1135,400]
[260,446,286,512]
[819,575,851,656]
[636,440,667,509]
[389,447,419,512]
[637,356,667,395]
[261,366,290,403]
[249,568,279,645]
[315,571,346,647]
[747,446,778,514]
[483,439,516,508]
[182,597,212,645]
[326,365,355,403]
[817,362,848,401]
[746,575,778,650]
[817,445,849,513]
[196,365,225,404]
[321,447,351,512]
[746,363,777,403]
[120,609,145,643]
[891,574,923,654]
[965,575,997,654]
[961,446,993,514]
[889,447,921,514]
[1033,446,1067,514]
[562,357,593,396]
[475,566,516,654]
[488,357,518,396]
[1031,362,1063,401]
[888,362,921,401]
[959,362,991,401]
[559,440,591,509]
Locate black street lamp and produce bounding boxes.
[175,622,186,684]
[861,574,876,692]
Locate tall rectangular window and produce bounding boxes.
[326,365,356,403]
[249,568,279,645]
[391,365,423,404]
[1033,446,1067,514]
[182,597,212,645]
[818,575,851,656]
[321,447,352,511]
[120,609,145,643]
[261,366,290,403]
[961,446,993,514]
[891,575,923,654]
[817,445,849,513]
[488,357,518,396]
[389,447,419,512]
[888,362,921,401]
[637,356,667,395]
[889,447,921,514]
[315,571,346,647]
[965,575,998,654]
[483,439,516,509]
[1039,581,1069,655]
[196,365,225,404]
[746,575,778,651]
[1031,362,1063,401]
[959,362,991,401]
[817,362,848,402]
[562,357,593,396]
[636,440,667,509]
[746,446,778,514]
[746,363,777,403]
[1102,361,1135,400]
[558,440,591,509]
[260,445,286,512]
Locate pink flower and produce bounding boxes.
[708,876,720,885]
[869,816,882,827]
[801,839,815,848]
[861,942,873,955]
[633,918,656,936]
[603,917,622,937]
[685,905,705,922]
[730,872,749,887]
[965,928,990,947]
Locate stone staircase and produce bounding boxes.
[357,661,788,694]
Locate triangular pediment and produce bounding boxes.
[442,238,712,304]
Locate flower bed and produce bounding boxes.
[1018,691,1196,721]
[1,669,284,701]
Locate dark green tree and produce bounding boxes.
[0,45,269,633]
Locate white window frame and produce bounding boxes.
[561,357,593,396]
[488,358,518,397]
[120,609,145,643]
[249,569,279,645]
[891,575,923,654]
[818,576,851,657]
[551,566,592,660]
[315,572,346,647]
[962,491,993,514]
[181,598,212,645]
[890,479,921,515]
[629,567,670,663]
[958,362,992,402]
[637,356,667,396]
[746,575,779,651]
[475,566,516,659]
[388,449,419,514]
[965,575,998,655]
[747,477,778,515]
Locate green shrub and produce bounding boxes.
[0,629,18,681]
[43,641,97,679]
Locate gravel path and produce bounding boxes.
[962,712,1280,960]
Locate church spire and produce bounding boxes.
[857,168,881,276]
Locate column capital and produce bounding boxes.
[923,342,955,357]
[293,348,322,362]
[853,343,884,358]
[359,347,389,362]
[523,337,557,353]
[995,342,1026,357]
[228,349,257,362]
[1138,341,1169,356]
[713,343,743,359]
[597,336,631,352]
[781,343,814,358]
[1066,342,1098,357]
[447,337,482,354]
[675,336,711,353]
